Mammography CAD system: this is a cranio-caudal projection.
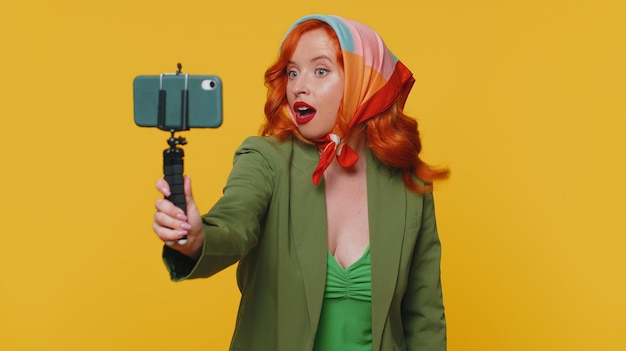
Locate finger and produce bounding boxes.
[154,208,191,230]
[182,176,202,229]
[156,178,171,197]
[184,175,195,207]
[154,198,187,220]
[165,237,189,246]
[152,220,189,242]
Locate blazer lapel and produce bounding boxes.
[289,139,328,338]
[366,149,407,348]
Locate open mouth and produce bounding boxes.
[293,101,317,124]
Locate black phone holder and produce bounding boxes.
[160,63,189,245]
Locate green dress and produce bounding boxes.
[313,247,373,351]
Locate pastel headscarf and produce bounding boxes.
[285,15,415,185]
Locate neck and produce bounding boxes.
[345,131,366,156]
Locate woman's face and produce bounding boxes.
[286,28,344,141]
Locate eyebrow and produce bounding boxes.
[288,55,334,66]
[310,55,333,62]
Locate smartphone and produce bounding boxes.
[133,74,223,130]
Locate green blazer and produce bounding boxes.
[164,136,446,351]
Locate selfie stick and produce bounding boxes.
[160,64,189,246]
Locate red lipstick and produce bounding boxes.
[293,101,317,125]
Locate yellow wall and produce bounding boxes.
[1,0,624,350]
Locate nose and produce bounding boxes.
[290,75,309,95]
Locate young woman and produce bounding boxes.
[153,14,448,351]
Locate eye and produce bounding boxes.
[315,68,329,77]
[287,69,298,79]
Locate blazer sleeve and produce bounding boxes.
[401,191,447,350]
[163,136,275,281]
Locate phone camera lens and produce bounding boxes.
[201,79,217,91]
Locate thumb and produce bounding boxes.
[182,175,203,235]
[183,175,197,210]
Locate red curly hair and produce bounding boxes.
[260,19,448,193]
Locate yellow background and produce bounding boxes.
[1,0,625,350]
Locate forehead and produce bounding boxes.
[293,29,337,56]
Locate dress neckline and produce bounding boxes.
[328,245,371,271]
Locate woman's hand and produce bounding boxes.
[153,175,204,259]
